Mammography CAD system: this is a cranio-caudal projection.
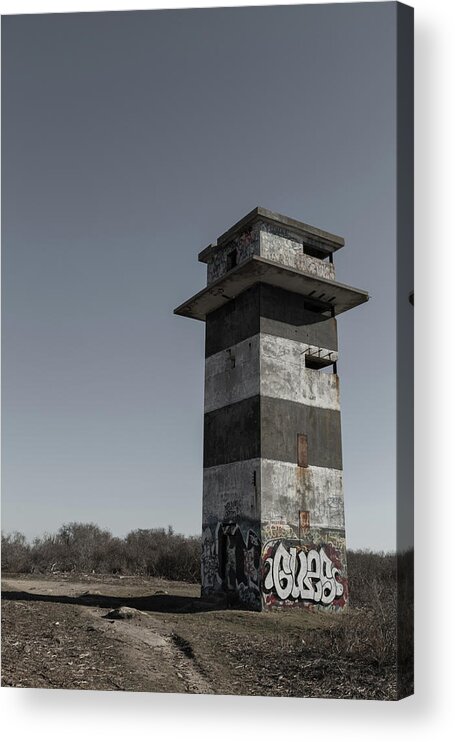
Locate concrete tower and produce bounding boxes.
[174,208,368,611]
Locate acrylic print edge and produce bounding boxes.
[396,0,414,701]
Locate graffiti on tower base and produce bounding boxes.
[262,539,347,609]
[201,521,261,609]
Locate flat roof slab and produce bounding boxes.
[174,256,369,321]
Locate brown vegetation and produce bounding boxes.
[1,523,200,582]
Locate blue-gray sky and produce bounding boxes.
[2,3,399,550]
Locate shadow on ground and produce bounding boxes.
[1,588,225,614]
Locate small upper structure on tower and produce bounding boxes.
[174,207,368,321]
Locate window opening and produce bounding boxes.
[226,250,237,271]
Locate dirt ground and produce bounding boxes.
[1,573,396,699]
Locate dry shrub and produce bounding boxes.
[1,523,201,583]
[331,603,397,668]
[300,550,400,668]
[346,549,396,608]
[1,532,32,573]
[342,550,398,667]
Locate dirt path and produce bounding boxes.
[1,576,212,694]
[1,573,397,698]
[84,604,213,695]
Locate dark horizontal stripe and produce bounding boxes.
[205,285,260,357]
[260,284,338,351]
[203,395,342,470]
[204,396,260,468]
[205,284,338,358]
[261,396,342,470]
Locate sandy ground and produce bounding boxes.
[1,573,396,698]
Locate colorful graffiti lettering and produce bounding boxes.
[263,541,345,607]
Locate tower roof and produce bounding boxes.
[198,207,345,264]
[175,207,369,321]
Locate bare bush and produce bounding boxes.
[1,523,201,583]
[347,548,396,608]
[1,532,32,573]
[304,548,412,671]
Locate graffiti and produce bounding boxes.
[224,499,241,521]
[219,524,261,602]
[263,541,345,606]
[201,527,221,592]
[201,521,261,608]
[262,517,297,542]
[203,521,347,610]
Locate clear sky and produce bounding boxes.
[2,3,400,551]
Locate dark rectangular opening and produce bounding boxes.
[226,250,237,271]
[305,356,333,371]
[304,246,330,261]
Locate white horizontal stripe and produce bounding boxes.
[202,458,345,532]
[260,334,340,411]
[204,332,340,413]
[261,459,345,530]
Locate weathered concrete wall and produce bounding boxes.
[204,335,260,414]
[260,334,339,410]
[206,219,336,285]
[203,396,260,468]
[259,458,347,610]
[204,332,338,414]
[205,285,260,357]
[260,222,335,280]
[207,222,260,283]
[201,458,262,609]
[260,284,338,351]
[205,283,338,356]
[261,396,343,470]
[204,396,342,469]
[261,460,344,532]
[202,458,261,525]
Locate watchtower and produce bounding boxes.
[174,207,368,610]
